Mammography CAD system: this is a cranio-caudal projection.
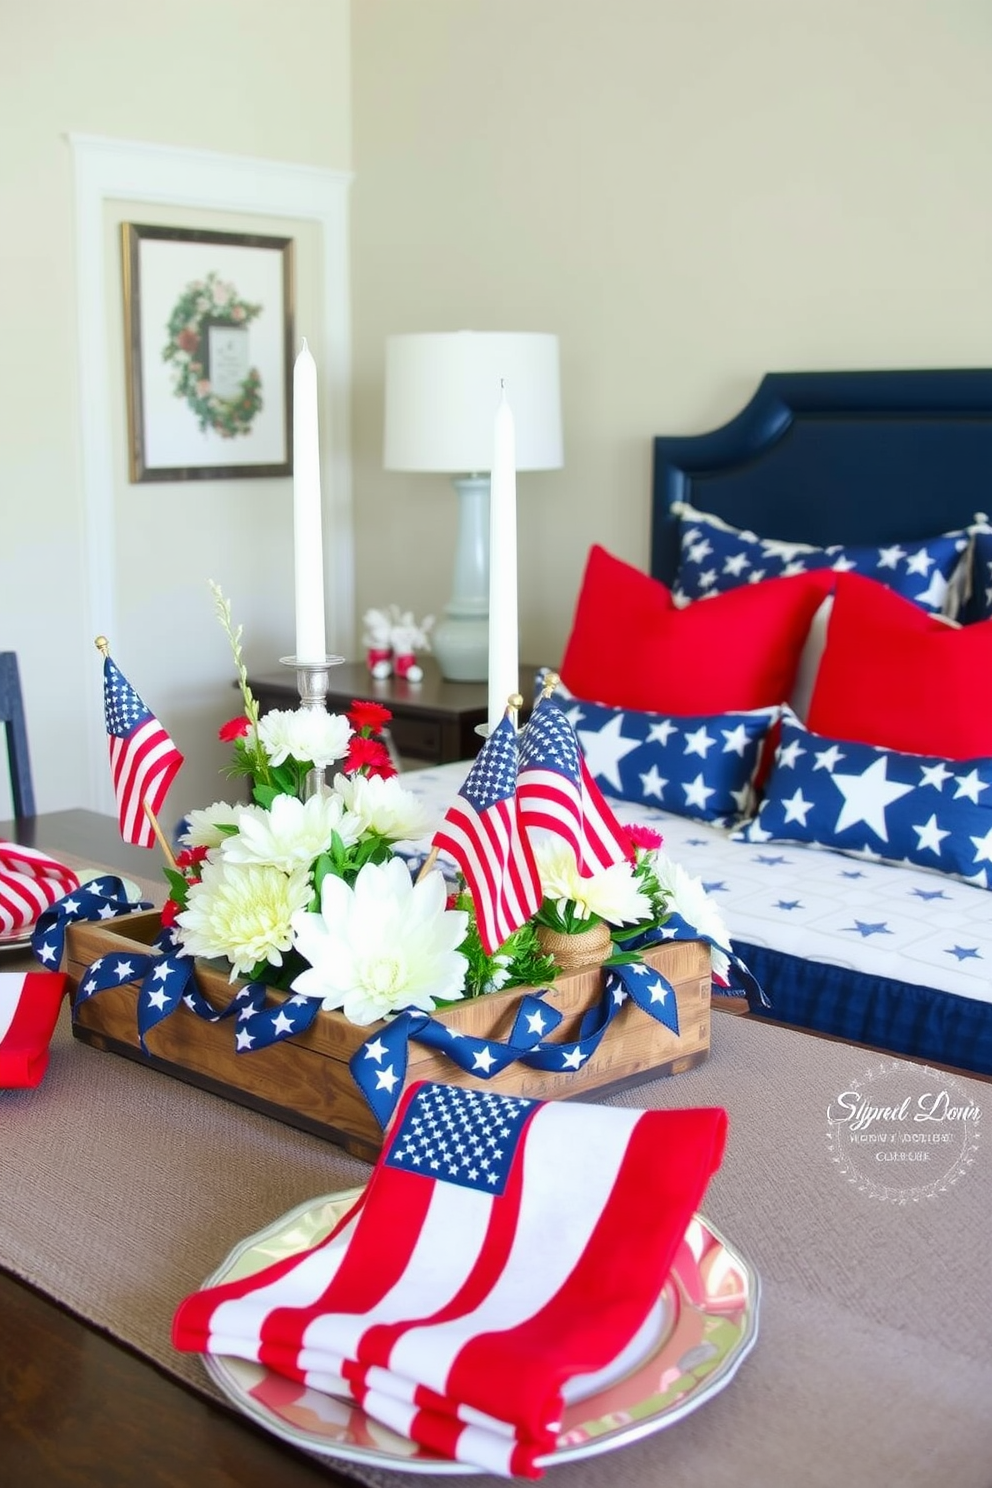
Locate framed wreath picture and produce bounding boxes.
[122,223,295,482]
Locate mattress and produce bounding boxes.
[401,762,992,1077]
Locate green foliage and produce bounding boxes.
[455,891,557,1000]
[163,866,190,909]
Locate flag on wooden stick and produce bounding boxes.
[100,646,183,849]
[432,713,541,955]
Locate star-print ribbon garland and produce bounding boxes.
[32,876,155,968]
[349,912,767,1131]
[34,886,323,1055]
[622,912,770,1011]
[36,884,765,1113]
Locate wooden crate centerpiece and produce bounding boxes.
[64,912,711,1163]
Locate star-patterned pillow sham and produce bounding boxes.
[732,708,992,890]
[538,671,778,826]
[672,502,972,618]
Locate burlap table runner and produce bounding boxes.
[2,988,990,1487]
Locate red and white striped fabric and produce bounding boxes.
[0,841,79,936]
[0,970,68,1087]
[173,1083,728,1477]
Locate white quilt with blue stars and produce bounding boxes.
[402,762,991,1011]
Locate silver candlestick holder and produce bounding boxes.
[280,653,346,797]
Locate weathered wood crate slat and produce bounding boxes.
[64,913,711,1162]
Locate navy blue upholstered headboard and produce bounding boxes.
[651,369,992,589]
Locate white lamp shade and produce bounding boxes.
[384,331,563,473]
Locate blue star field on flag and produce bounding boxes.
[384,1083,535,1195]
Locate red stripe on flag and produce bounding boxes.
[110,719,184,847]
[0,971,68,1087]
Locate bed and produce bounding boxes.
[409,369,992,1079]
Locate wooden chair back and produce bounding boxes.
[0,653,36,817]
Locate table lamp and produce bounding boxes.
[383,331,563,682]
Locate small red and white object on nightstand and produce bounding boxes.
[362,605,434,682]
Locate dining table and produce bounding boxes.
[2,810,991,1488]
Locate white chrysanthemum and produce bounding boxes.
[533,837,652,926]
[176,858,313,981]
[331,770,432,842]
[258,708,352,769]
[180,801,258,849]
[220,792,363,872]
[650,852,731,981]
[291,857,468,1025]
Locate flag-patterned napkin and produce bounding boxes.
[0,970,68,1086]
[0,841,79,937]
[174,1082,728,1477]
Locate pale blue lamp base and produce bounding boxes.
[432,473,490,682]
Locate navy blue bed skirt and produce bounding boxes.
[733,940,992,1080]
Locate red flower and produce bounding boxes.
[161,898,181,928]
[348,699,393,734]
[626,823,664,852]
[177,329,199,355]
[344,735,395,779]
[175,846,208,871]
[218,715,251,742]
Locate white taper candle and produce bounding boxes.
[292,339,327,663]
[488,383,519,733]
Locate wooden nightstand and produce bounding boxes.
[247,660,539,767]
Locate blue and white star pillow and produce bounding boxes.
[672,502,971,618]
[536,672,777,826]
[732,708,992,889]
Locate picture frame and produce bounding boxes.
[122,223,295,482]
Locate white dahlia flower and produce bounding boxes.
[331,770,432,842]
[258,708,352,770]
[176,858,313,981]
[290,857,468,1025]
[220,792,362,872]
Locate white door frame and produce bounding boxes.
[70,132,353,812]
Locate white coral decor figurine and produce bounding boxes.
[362,607,394,679]
[362,604,434,681]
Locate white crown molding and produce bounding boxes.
[69,132,354,813]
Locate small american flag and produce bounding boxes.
[517,695,633,875]
[172,1083,728,1476]
[432,713,541,955]
[102,655,184,848]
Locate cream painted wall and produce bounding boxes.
[3,0,991,826]
[350,0,992,676]
[0,0,350,823]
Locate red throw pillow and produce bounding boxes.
[807,573,992,759]
[560,545,834,713]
